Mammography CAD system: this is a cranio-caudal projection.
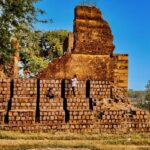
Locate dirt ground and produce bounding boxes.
[28,149,91,150]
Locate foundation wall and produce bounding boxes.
[0,78,149,132]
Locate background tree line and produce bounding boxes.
[128,80,150,111]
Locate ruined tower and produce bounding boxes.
[73,6,115,54]
[9,37,20,78]
[38,5,128,91]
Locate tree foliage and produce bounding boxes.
[145,80,150,102]
[40,30,68,60]
[135,80,150,111]
[128,89,136,98]
[20,30,68,74]
[128,89,145,101]
[0,0,47,69]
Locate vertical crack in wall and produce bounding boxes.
[63,98,70,123]
[4,79,14,123]
[86,80,93,110]
[86,80,90,98]
[36,79,40,122]
[61,79,65,98]
[61,79,70,122]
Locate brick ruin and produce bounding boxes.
[0,37,20,79]
[73,6,115,54]
[9,37,20,78]
[0,5,150,132]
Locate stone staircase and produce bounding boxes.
[0,78,150,132]
[38,79,65,131]
[0,79,11,127]
[64,97,94,132]
[4,79,37,131]
[39,98,65,129]
[64,80,86,98]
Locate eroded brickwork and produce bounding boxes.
[64,80,86,97]
[0,111,4,125]
[112,54,128,89]
[68,32,74,52]
[73,6,115,54]
[0,79,11,111]
[90,81,111,98]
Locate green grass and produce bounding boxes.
[0,130,150,150]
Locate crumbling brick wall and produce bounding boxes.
[112,54,128,90]
[73,6,115,54]
[37,5,128,91]
[0,79,11,111]
[94,109,150,133]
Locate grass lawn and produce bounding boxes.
[0,130,150,150]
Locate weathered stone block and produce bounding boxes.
[8,110,35,125]
[40,98,63,110]
[0,110,5,125]
[40,110,65,124]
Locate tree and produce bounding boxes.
[41,30,68,60]
[0,1,68,76]
[128,89,136,98]
[20,30,68,74]
[20,30,49,74]
[0,0,48,72]
[145,80,150,102]
[142,80,150,111]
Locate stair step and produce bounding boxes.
[8,110,35,125]
[0,110,5,124]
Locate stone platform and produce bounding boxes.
[0,78,149,133]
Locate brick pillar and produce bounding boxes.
[68,32,73,53]
[9,37,20,78]
[0,65,5,78]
